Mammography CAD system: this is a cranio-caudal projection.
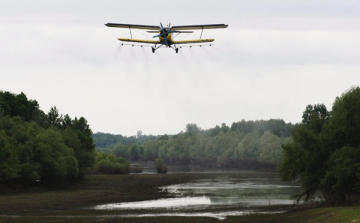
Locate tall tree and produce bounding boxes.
[72,117,95,175]
[185,123,201,133]
[279,86,360,203]
[0,137,20,181]
[47,106,62,127]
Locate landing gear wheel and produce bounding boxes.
[176,48,179,53]
[152,47,155,53]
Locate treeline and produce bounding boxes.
[93,131,159,148]
[94,120,293,170]
[0,91,95,185]
[279,86,360,204]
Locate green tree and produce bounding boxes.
[185,123,201,133]
[330,87,360,148]
[94,117,294,170]
[321,146,360,203]
[72,117,95,175]
[236,132,260,161]
[0,137,20,181]
[258,131,285,163]
[130,145,140,161]
[0,91,40,122]
[46,107,63,127]
[34,127,78,183]
[278,109,330,201]
[0,91,96,185]
[159,134,169,140]
[94,151,129,174]
[279,86,360,203]
[155,158,167,174]
[320,87,360,203]
[112,143,130,159]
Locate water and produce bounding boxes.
[89,210,287,220]
[94,171,302,219]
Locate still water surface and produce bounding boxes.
[94,171,302,219]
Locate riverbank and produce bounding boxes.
[0,173,211,215]
[0,174,359,223]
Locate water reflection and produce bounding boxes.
[98,210,287,220]
[94,172,301,214]
[96,197,211,210]
[160,175,301,208]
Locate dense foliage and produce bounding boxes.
[155,158,167,174]
[0,91,95,185]
[93,131,158,148]
[279,86,360,204]
[92,152,130,174]
[94,119,293,170]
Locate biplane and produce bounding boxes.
[105,22,228,53]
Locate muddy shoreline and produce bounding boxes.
[1,173,359,223]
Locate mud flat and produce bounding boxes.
[1,172,359,223]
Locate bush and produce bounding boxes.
[97,159,112,174]
[93,152,130,175]
[155,158,167,174]
[111,163,130,174]
[130,164,143,173]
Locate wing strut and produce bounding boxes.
[129,27,133,39]
[200,27,204,39]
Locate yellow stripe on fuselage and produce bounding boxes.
[159,33,173,45]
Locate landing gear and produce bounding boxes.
[151,44,178,53]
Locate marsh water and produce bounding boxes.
[94,171,302,219]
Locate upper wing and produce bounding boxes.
[172,24,228,30]
[173,39,215,44]
[105,23,159,30]
[118,38,160,44]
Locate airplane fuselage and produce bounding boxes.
[158,27,174,47]
[159,35,173,46]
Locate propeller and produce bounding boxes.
[151,22,179,46]
[149,23,194,44]
[160,23,168,46]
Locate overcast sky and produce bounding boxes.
[1,0,359,136]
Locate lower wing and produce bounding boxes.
[118,38,160,44]
[117,38,215,46]
[173,39,215,44]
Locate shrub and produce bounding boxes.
[155,158,167,174]
[130,164,143,173]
